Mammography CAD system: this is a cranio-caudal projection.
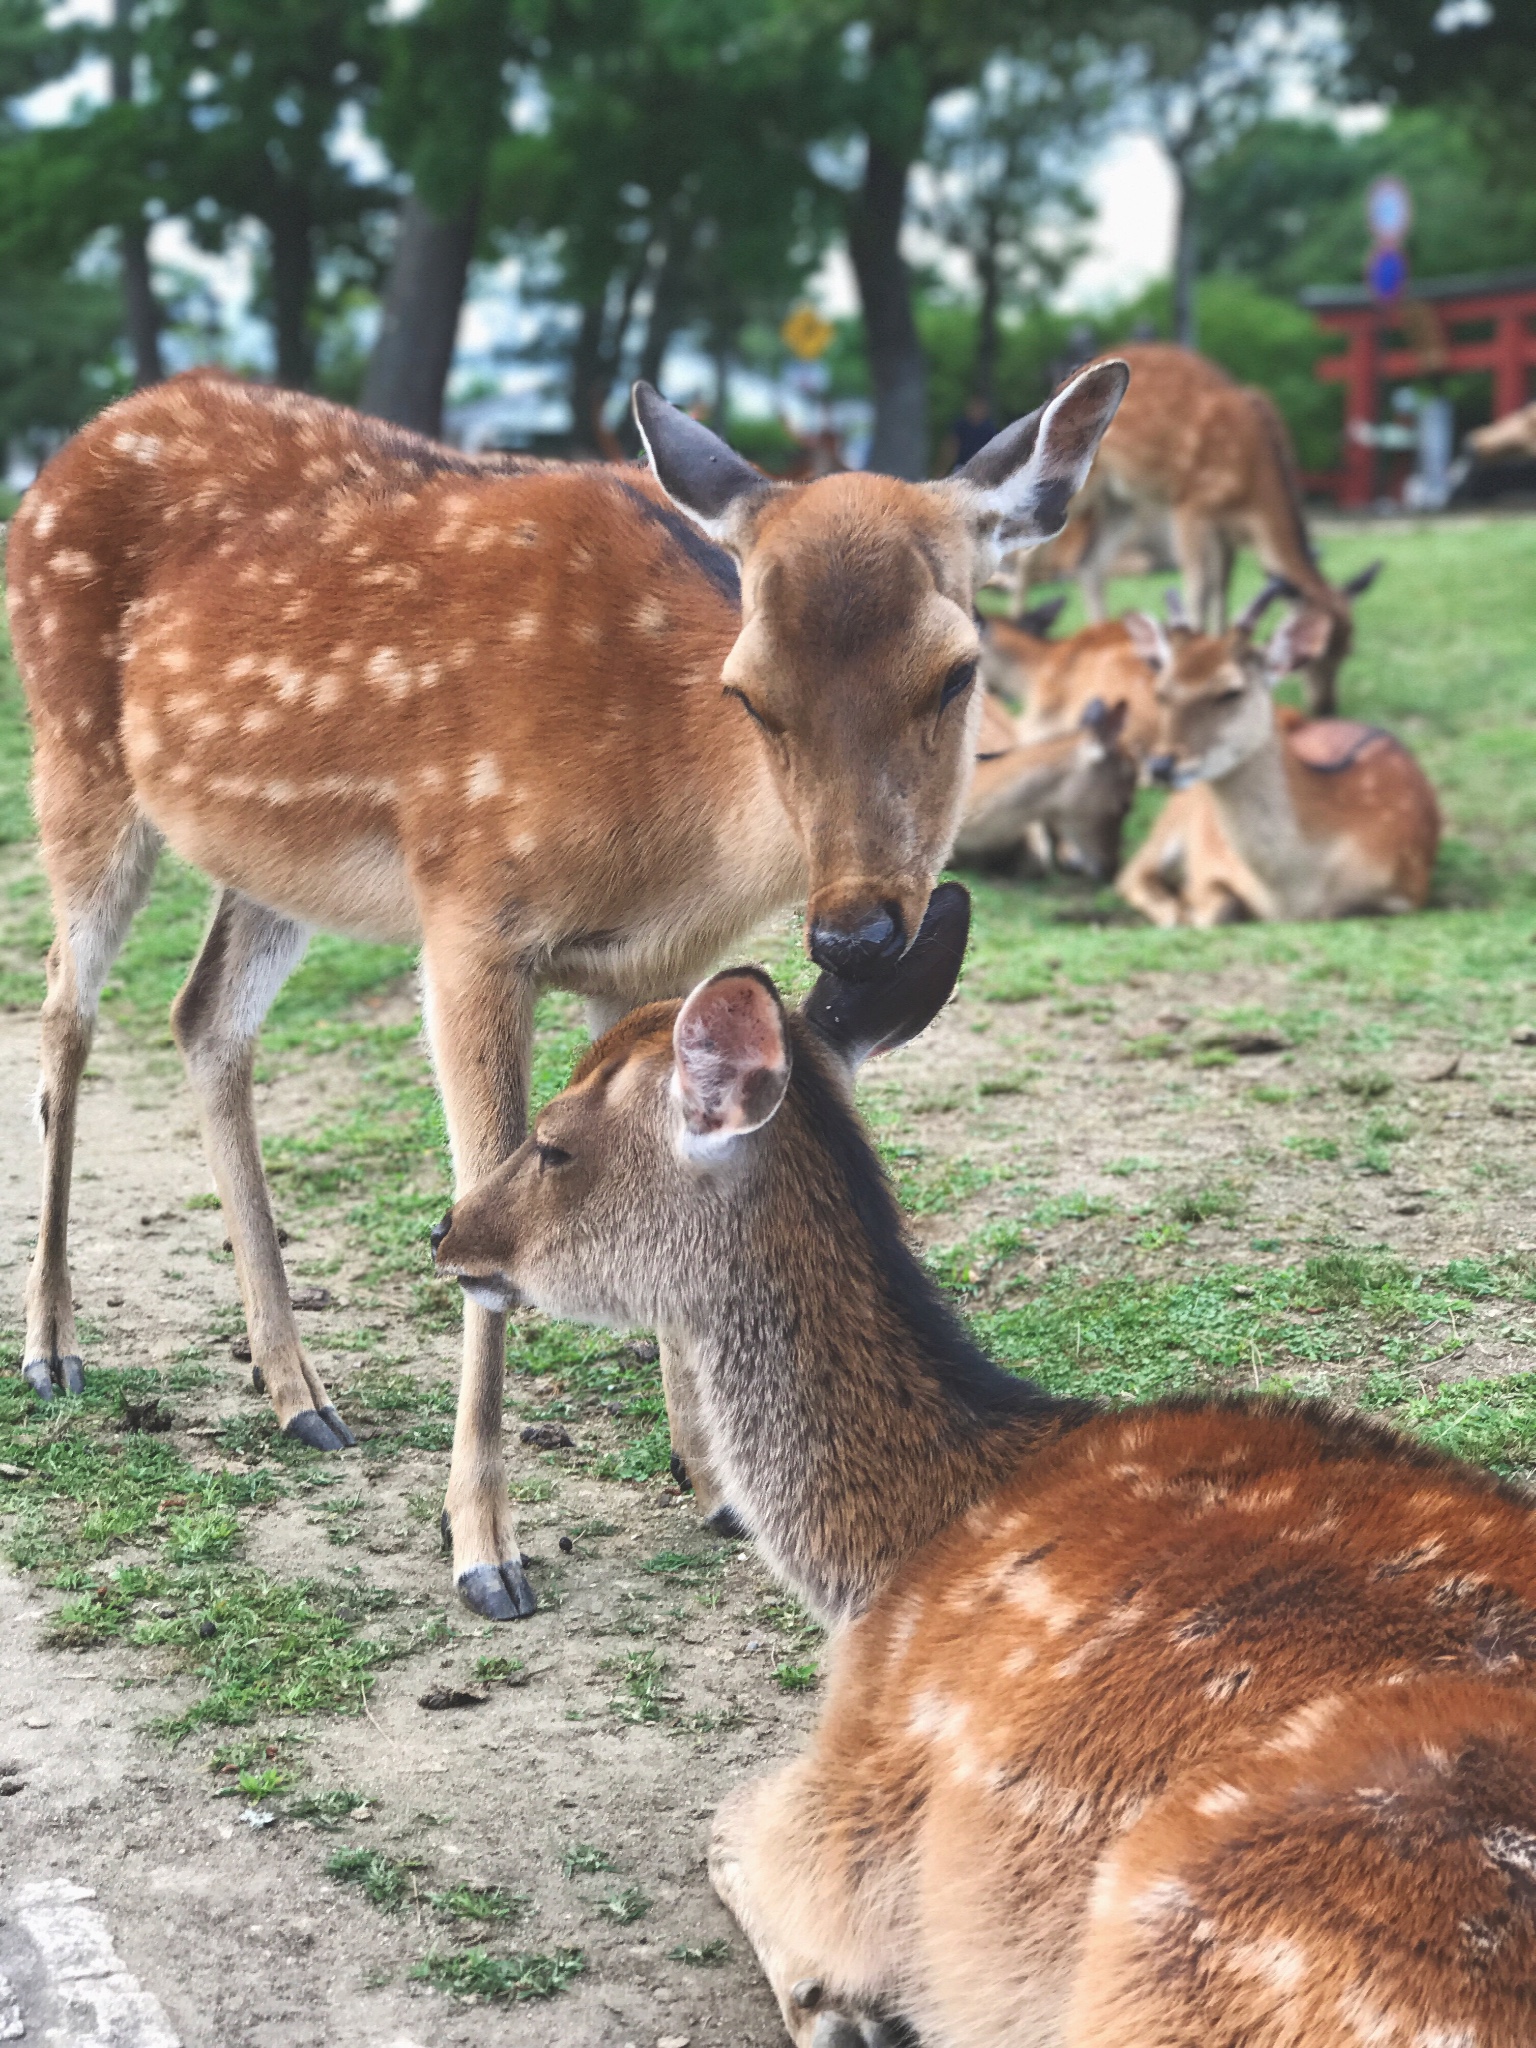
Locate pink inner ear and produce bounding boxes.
[673,973,788,1136]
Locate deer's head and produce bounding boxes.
[1046,697,1137,880]
[1128,585,1335,790]
[634,365,1127,979]
[432,885,973,1328]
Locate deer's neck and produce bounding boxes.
[674,1047,1085,1626]
[1202,719,1316,909]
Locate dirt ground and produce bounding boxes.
[3,936,1536,2046]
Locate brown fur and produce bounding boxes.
[985,615,1160,759]
[1038,345,1363,713]
[955,692,1137,880]
[434,939,1536,2047]
[1469,401,1536,461]
[8,362,1126,1616]
[1118,616,1439,926]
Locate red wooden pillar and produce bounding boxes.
[1340,315,1377,509]
[1494,307,1529,419]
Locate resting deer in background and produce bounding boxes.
[953,693,1136,880]
[1017,344,1381,714]
[982,601,1160,760]
[435,884,1536,2048]
[7,357,1127,1619]
[1117,582,1439,927]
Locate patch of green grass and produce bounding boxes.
[598,1887,652,1923]
[562,1843,616,1877]
[773,1661,819,1692]
[285,1787,376,1829]
[607,1648,667,1724]
[428,1884,529,1924]
[408,1948,585,2002]
[671,1939,732,1966]
[1340,1070,1394,1100]
[1169,1182,1244,1226]
[325,1847,424,1910]
[1285,1135,1340,1162]
[472,1654,526,1687]
[640,1547,724,1585]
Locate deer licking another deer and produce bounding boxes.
[953,691,1136,882]
[1117,581,1439,927]
[7,357,1128,1619]
[434,883,1536,2048]
[1017,344,1381,714]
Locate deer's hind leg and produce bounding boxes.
[710,1766,910,2047]
[24,808,162,1398]
[170,889,352,1451]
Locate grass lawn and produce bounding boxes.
[0,511,1535,1740]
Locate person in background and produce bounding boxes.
[940,389,999,474]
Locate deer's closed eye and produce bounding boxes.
[940,658,978,709]
[535,1140,572,1170]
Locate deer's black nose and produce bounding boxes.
[1147,753,1178,788]
[430,1210,453,1257]
[808,902,906,981]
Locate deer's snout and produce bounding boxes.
[808,900,907,981]
[430,1209,453,1256]
[1147,753,1179,788]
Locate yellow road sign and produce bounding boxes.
[780,305,834,361]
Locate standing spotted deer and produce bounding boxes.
[1018,344,1381,714]
[6,359,1127,1619]
[1117,586,1439,926]
[435,885,1536,2047]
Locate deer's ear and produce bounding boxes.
[943,360,1128,571]
[1123,609,1171,671]
[1341,558,1384,600]
[632,384,777,553]
[1265,607,1334,680]
[805,882,970,1069]
[671,969,790,1150]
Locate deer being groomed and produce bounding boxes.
[953,691,1136,880]
[1117,582,1439,927]
[7,357,1127,1619]
[1018,343,1382,714]
[435,884,1536,2048]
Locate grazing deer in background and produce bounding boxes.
[6,357,1127,1619]
[435,884,1536,2048]
[1117,583,1439,926]
[954,693,1136,880]
[1018,344,1381,714]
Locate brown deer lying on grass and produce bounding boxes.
[1117,584,1439,927]
[7,358,1127,1618]
[1020,344,1381,714]
[435,885,1536,2048]
[983,601,1160,759]
[953,692,1136,880]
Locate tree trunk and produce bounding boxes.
[568,298,607,453]
[847,137,927,479]
[361,190,480,436]
[268,192,316,390]
[1171,166,1198,351]
[972,228,1001,415]
[635,235,686,394]
[111,0,162,387]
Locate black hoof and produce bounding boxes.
[456,1560,539,1621]
[58,1356,85,1396]
[669,1451,692,1492]
[21,1360,53,1402]
[318,1405,356,1448]
[706,1504,748,1540]
[251,1365,266,1394]
[283,1408,345,1452]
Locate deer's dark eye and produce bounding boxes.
[940,659,978,709]
[725,685,781,736]
[535,1140,572,1170]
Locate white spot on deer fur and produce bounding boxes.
[1127,1877,1194,1925]
[161,646,192,674]
[635,595,669,634]
[111,429,163,463]
[265,657,308,705]
[1006,1566,1080,1633]
[50,548,96,578]
[1195,1780,1250,1817]
[510,520,540,547]
[365,646,412,698]
[73,706,93,731]
[41,610,60,639]
[508,613,540,641]
[225,653,259,682]
[1229,1938,1308,1993]
[466,755,503,803]
[31,497,58,537]
[311,674,346,714]
[1337,1986,1409,2045]
[1267,1693,1343,1755]
[417,764,448,792]
[467,526,498,551]
[577,618,603,647]
[1415,2029,1479,2048]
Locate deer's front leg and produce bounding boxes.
[421,930,537,1620]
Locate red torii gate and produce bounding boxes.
[1300,267,1536,507]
